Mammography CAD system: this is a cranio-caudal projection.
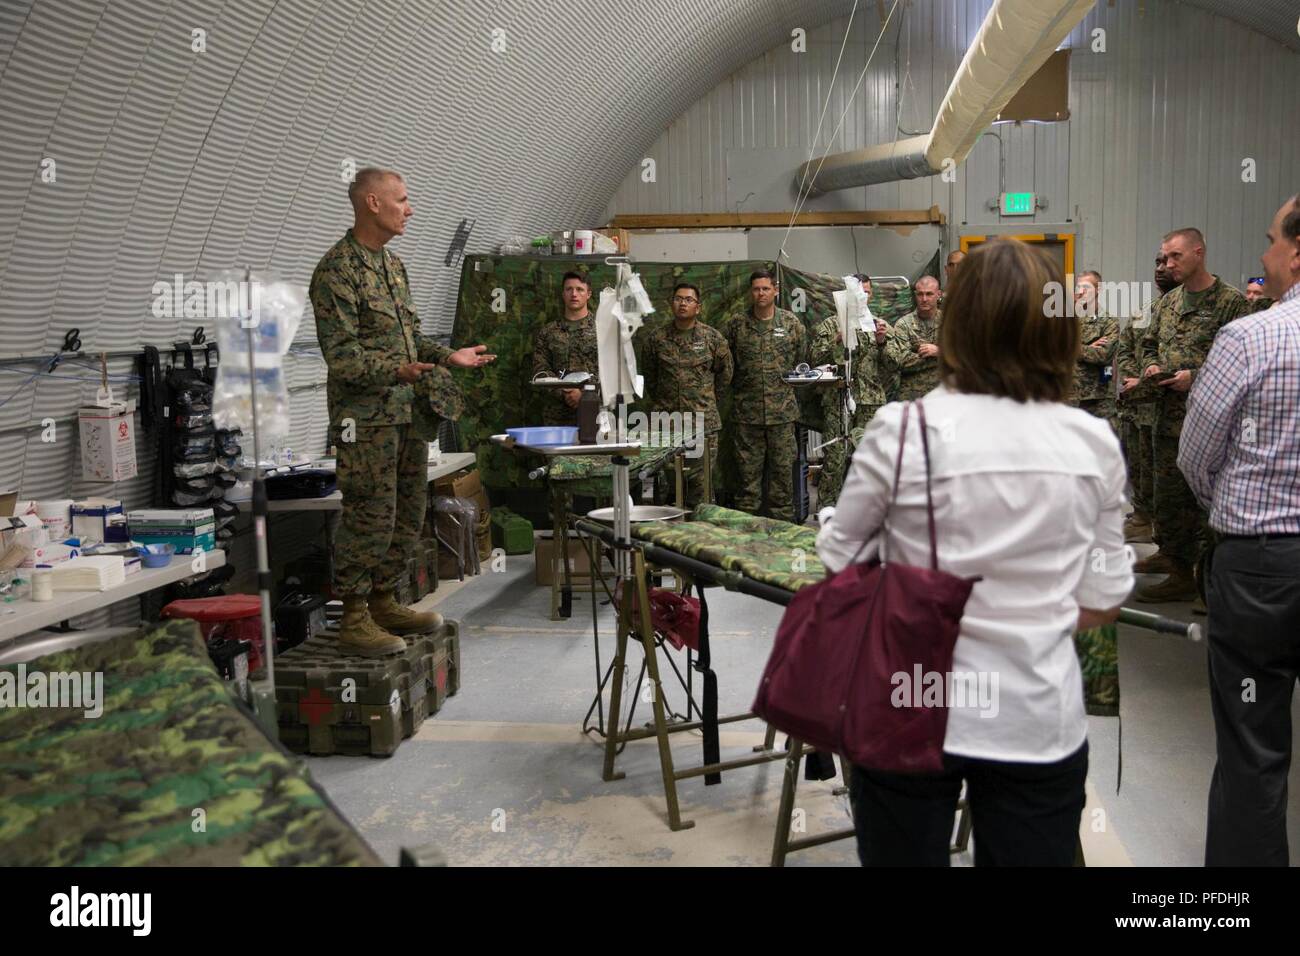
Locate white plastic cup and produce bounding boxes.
[574,230,594,255]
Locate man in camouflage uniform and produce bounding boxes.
[1072,270,1119,423]
[1137,228,1249,601]
[809,274,891,508]
[638,281,733,508]
[531,271,598,426]
[312,167,495,656]
[1117,252,1177,544]
[1245,278,1273,313]
[885,275,942,401]
[725,270,807,523]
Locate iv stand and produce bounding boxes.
[241,266,276,716]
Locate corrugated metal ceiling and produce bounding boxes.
[1180,0,1299,52]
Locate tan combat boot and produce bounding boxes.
[1136,565,1198,603]
[338,595,406,658]
[369,589,443,636]
[1123,512,1153,543]
[1132,550,1176,575]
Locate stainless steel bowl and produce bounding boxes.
[585,505,685,524]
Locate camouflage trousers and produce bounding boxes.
[334,424,428,598]
[1152,429,1204,568]
[734,422,797,524]
[818,401,880,509]
[681,433,718,510]
[1121,418,1155,524]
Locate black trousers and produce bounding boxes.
[1205,535,1300,867]
[849,742,1088,866]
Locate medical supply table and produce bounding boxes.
[232,453,477,585]
[0,549,229,646]
[232,453,478,513]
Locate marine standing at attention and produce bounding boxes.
[725,270,807,523]
[638,282,733,508]
[311,167,495,657]
[532,271,599,426]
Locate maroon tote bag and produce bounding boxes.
[753,400,979,773]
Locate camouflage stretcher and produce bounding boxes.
[542,441,682,498]
[633,504,826,593]
[632,504,1118,716]
[0,620,382,866]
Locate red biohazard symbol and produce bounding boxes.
[118,421,129,438]
[298,687,334,726]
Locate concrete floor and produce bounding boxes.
[308,542,1300,867]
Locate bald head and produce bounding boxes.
[945,250,966,281]
[914,275,940,318]
[348,167,411,246]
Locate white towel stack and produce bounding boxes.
[50,555,126,591]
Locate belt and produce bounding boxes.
[1218,532,1300,541]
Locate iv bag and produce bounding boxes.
[210,270,306,442]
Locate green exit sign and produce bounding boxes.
[1001,192,1036,216]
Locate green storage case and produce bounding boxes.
[274,628,452,757]
[490,507,535,555]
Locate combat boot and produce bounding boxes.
[1136,566,1197,603]
[1132,550,1176,575]
[338,595,406,658]
[369,589,443,636]
[1123,512,1153,543]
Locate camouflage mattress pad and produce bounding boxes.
[0,620,382,866]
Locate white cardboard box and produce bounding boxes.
[79,400,138,482]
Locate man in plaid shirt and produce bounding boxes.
[1178,194,1300,866]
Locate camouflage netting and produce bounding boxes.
[450,253,940,495]
[0,620,382,866]
[634,505,1118,717]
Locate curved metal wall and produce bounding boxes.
[0,0,852,503]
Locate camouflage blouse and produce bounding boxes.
[310,230,452,429]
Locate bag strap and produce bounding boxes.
[914,400,938,571]
[880,400,939,570]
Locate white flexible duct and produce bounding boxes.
[795,0,1093,195]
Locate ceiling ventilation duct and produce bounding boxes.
[795,0,1093,195]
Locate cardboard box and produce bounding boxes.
[596,227,630,254]
[78,398,138,482]
[534,532,611,586]
[71,498,128,544]
[433,468,482,500]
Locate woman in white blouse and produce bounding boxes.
[816,239,1134,866]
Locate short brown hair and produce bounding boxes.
[939,239,1076,403]
[1163,227,1205,250]
[1283,194,1300,242]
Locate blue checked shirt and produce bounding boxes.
[1177,282,1300,534]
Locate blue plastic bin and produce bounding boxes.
[507,426,578,446]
